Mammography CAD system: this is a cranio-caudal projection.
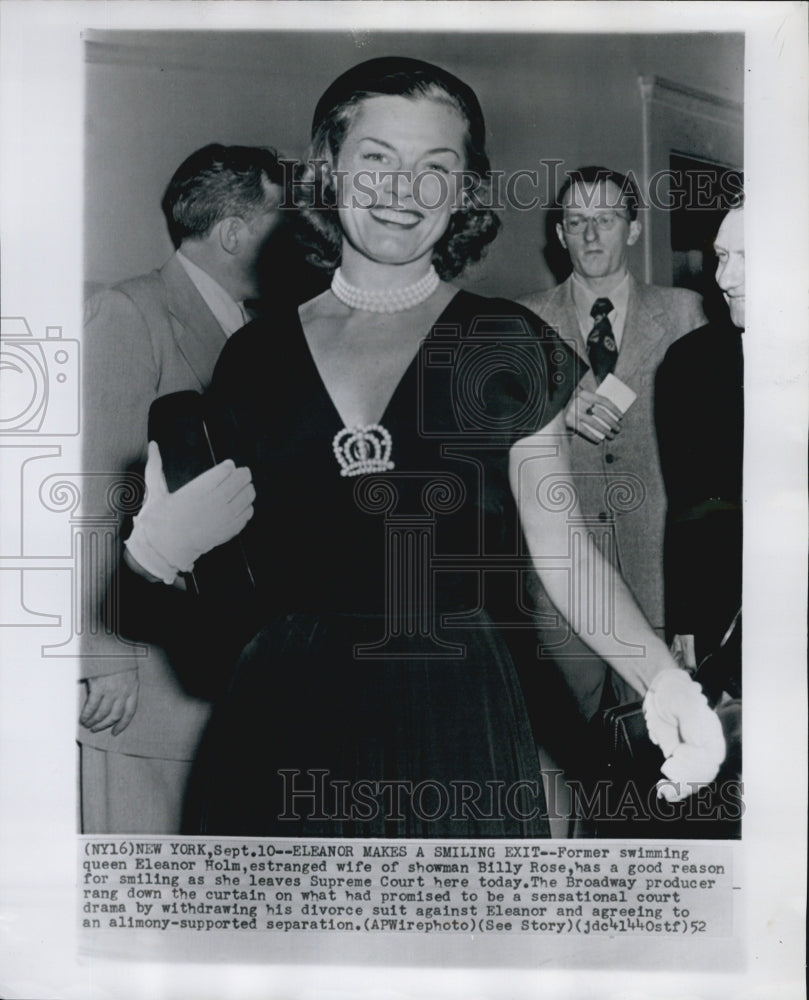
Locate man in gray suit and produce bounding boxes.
[520,166,705,722]
[80,144,285,832]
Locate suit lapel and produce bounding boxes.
[534,276,671,381]
[161,254,228,386]
[541,278,588,362]
[614,276,666,380]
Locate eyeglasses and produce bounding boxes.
[561,212,629,234]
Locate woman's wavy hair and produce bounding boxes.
[295,57,500,279]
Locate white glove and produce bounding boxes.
[125,441,255,584]
[643,668,726,802]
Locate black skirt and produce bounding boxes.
[184,610,549,838]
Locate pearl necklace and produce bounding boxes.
[331,266,440,314]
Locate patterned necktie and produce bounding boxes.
[587,297,618,383]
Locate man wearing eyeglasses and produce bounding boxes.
[519,165,706,724]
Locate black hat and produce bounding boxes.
[311,56,485,151]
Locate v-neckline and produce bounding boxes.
[295,290,466,431]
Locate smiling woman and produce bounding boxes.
[125,56,727,838]
[297,56,500,285]
[334,95,466,270]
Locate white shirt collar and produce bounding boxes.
[571,270,631,350]
[176,251,247,337]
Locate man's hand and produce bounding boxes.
[671,633,697,671]
[80,671,139,735]
[565,389,622,444]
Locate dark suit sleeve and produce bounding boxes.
[654,347,685,502]
[655,337,716,639]
[655,344,695,635]
[655,331,743,648]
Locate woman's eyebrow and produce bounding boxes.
[359,136,461,158]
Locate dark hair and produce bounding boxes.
[296,56,500,279]
[555,165,641,221]
[161,144,285,248]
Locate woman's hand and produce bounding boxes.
[643,668,726,801]
[125,441,255,584]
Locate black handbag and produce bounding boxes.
[147,389,257,600]
[595,609,741,765]
[596,700,665,783]
[581,612,742,836]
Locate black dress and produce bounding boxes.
[184,290,583,837]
